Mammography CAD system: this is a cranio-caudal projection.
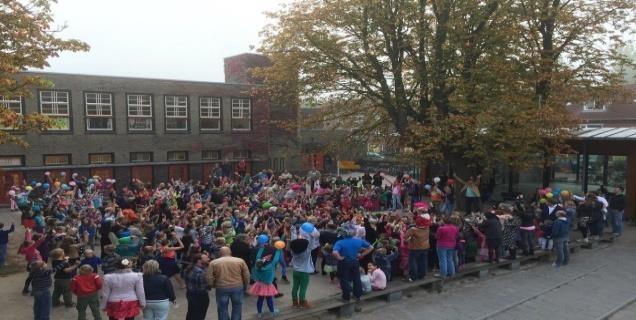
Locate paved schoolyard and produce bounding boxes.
[349,226,636,320]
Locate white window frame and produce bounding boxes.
[165,96,188,131]
[130,152,153,163]
[40,91,70,131]
[89,153,114,164]
[582,123,604,129]
[44,154,71,166]
[167,151,188,161]
[202,150,221,160]
[0,156,23,167]
[85,92,113,131]
[0,96,23,130]
[199,97,222,131]
[582,100,606,112]
[233,150,250,159]
[127,94,153,131]
[231,98,251,131]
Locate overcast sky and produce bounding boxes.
[42,0,288,82]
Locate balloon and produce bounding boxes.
[44,171,50,176]
[560,190,570,197]
[8,190,15,196]
[539,198,547,204]
[25,186,33,191]
[72,173,78,178]
[42,183,50,189]
[62,184,69,190]
[262,202,272,209]
[54,181,61,188]
[424,184,432,191]
[31,180,37,186]
[274,240,286,250]
[546,192,553,199]
[257,234,269,245]
[433,177,441,184]
[545,188,552,193]
[35,182,42,187]
[60,171,66,177]
[118,236,132,245]
[69,181,77,186]
[538,189,547,196]
[301,222,315,234]
[194,203,202,209]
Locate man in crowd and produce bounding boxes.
[207,246,250,320]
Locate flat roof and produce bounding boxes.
[574,127,636,140]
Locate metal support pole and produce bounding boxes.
[583,143,589,193]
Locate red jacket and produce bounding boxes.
[71,273,103,297]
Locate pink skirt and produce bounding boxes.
[105,300,141,319]
[248,281,278,297]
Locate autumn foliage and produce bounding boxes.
[256,0,635,171]
[0,0,89,147]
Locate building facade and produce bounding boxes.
[0,53,300,203]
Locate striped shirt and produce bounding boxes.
[185,265,209,294]
[30,262,67,292]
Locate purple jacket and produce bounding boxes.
[435,224,459,249]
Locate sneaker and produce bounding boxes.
[272,309,280,317]
[354,299,362,312]
[407,278,414,282]
[274,293,284,299]
[257,313,263,319]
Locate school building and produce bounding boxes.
[0,53,300,203]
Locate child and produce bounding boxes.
[321,244,338,283]
[367,262,387,291]
[101,244,120,275]
[360,267,372,294]
[71,264,103,320]
[19,229,46,295]
[51,248,80,308]
[81,249,101,273]
[372,246,396,281]
[539,220,554,250]
[30,259,75,320]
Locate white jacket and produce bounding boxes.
[100,270,146,309]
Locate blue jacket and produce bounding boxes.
[551,218,570,239]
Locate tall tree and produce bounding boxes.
[0,0,89,147]
[257,0,634,173]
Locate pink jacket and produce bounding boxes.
[436,224,459,249]
[369,268,387,290]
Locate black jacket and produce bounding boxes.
[143,274,176,302]
[230,241,253,267]
[481,216,503,240]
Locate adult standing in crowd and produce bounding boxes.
[609,186,626,237]
[0,222,15,268]
[207,247,250,320]
[552,210,570,267]
[333,226,373,310]
[101,258,146,320]
[436,217,459,278]
[184,253,211,320]
[405,211,430,281]
[142,260,176,320]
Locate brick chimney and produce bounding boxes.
[224,53,271,84]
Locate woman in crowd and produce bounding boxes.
[142,260,176,320]
[435,216,459,278]
[101,258,145,320]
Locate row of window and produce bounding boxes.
[0,92,252,132]
[0,150,251,167]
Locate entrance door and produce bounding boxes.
[168,165,189,181]
[131,166,153,185]
[0,171,23,204]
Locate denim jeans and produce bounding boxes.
[519,229,535,255]
[610,209,624,236]
[0,243,7,267]
[442,201,455,217]
[391,194,403,211]
[215,287,244,320]
[338,259,362,301]
[33,289,51,320]
[143,300,170,320]
[408,249,428,280]
[553,237,570,266]
[437,247,456,277]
